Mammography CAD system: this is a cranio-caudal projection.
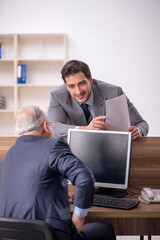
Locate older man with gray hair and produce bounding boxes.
[0,105,116,240]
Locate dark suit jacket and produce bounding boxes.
[0,135,94,234]
[48,79,149,137]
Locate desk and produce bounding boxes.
[69,184,160,236]
[1,136,160,236]
[68,137,160,236]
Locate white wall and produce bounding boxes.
[1,0,160,136]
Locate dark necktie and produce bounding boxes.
[81,103,91,124]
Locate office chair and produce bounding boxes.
[0,217,56,240]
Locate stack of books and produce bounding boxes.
[0,96,6,109]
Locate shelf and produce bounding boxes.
[17,84,57,88]
[0,59,14,62]
[17,58,64,62]
[17,34,67,61]
[0,86,15,110]
[0,33,67,135]
[16,61,63,85]
[0,112,15,136]
[0,61,14,85]
[17,86,53,112]
[0,34,15,60]
[0,85,14,87]
[0,109,14,113]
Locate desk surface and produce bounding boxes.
[69,185,160,235]
[69,185,160,218]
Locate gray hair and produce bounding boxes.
[15,105,48,135]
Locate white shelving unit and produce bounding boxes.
[0,33,67,136]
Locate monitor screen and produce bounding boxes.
[68,129,132,191]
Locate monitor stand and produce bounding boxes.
[94,187,128,198]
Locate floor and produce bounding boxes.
[117,237,160,240]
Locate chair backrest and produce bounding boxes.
[0,217,56,240]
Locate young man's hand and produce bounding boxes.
[127,126,141,140]
[80,116,108,130]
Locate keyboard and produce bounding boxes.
[92,194,140,210]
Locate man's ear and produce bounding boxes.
[89,76,93,85]
[43,121,50,134]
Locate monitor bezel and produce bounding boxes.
[68,129,132,190]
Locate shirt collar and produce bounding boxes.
[80,91,93,106]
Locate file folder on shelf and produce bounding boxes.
[17,64,26,84]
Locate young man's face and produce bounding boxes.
[65,72,93,103]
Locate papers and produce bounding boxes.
[105,94,130,131]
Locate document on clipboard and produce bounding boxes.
[105,94,130,131]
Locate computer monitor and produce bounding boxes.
[68,129,132,197]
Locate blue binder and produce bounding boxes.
[17,64,26,84]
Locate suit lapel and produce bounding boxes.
[66,97,87,125]
[92,84,106,117]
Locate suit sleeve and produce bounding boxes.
[48,138,95,209]
[48,91,76,137]
[117,87,149,136]
[125,95,149,136]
